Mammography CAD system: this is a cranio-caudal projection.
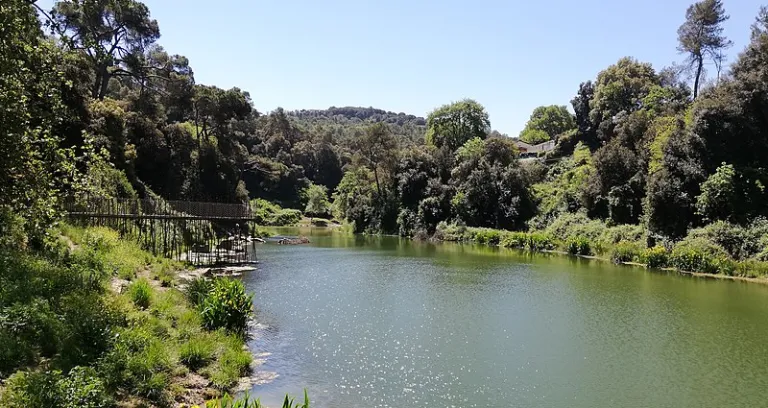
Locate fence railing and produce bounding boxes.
[64,196,259,266]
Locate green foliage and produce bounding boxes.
[566,236,593,256]
[519,105,576,141]
[590,57,659,139]
[696,163,738,222]
[129,279,152,309]
[519,129,551,144]
[185,277,215,307]
[425,99,490,151]
[179,337,215,372]
[472,229,503,246]
[0,367,113,408]
[251,199,303,226]
[200,279,253,334]
[686,220,768,260]
[610,242,643,264]
[452,137,536,230]
[670,237,735,275]
[641,246,670,269]
[199,390,310,408]
[303,183,331,217]
[677,0,731,99]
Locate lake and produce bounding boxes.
[245,228,768,408]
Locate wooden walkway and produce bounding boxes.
[65,196,260,266]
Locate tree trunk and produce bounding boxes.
[373,167,382,198]
[693,57,704,100]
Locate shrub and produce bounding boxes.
[610,242,642,264]
[544,212,607,243]
[206,340,253,389]
[251,199,303,226]
[99,328,173,403]
[58,366,114,408]
[433,222,467,242]
[641,246,669,269]
[185,277,214,307]
[473,228,502,245]
[272,209,303,226]
[525,232,554,251]
[201,279,253,334]
[0,367,112,408]
[600,224,644,246]
[736,260,768,278]
[129,279,152,309]
[566,236,592,256]
[179,337,215,372]
[199,390,310,408]
[500,232,526,248]
[686,221,768,260]
[670,237,735,275]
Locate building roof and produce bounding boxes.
[514,139,555,154]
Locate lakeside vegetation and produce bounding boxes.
[0,226,253,406]
[4,0,768,405]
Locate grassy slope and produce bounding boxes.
[0,226,252,407]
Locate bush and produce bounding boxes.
[185,277,214,307]
[201,279,253,334]
[0,368,112,408]
[179,337,215,372]
[686,220,768,261]
[500,232,526,248]
[641,246,669,269]
[544,212,607,243]
[566,236,592,256]
[525,232,554,251]
[610,242,642,264]
[472,228,502,245]
[272,209,303,226]
[99,327,173,404]
[200,390,310,408]
[433,222,467,242]
[205,338,253,389]
[670,237,735,275]
[129,279,152,309]
[600,224,644,246]
[251,199,303,226]
[736,260,768,278]
[58,366,114,408]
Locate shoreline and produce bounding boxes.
[452,241,768,285]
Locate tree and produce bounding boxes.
[696,163,738,222]
[677,0,732,99]
[519,105,576,142]
[303,183,330,218]
[358,122,398,198]
[51,0,161,100]
[590,58,659,141]
[519,129,550,144]
[425,99,490,151]
[0,0,79,247]
[451,138,534,230]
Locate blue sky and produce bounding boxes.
[40,0,765,135]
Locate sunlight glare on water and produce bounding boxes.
[245,229,768,408]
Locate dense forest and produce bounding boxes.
[5,0,768,256]
[4,0,768,404]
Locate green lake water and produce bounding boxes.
[245,228,768,408]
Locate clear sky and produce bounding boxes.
[39,0,765,136]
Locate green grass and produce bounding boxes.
[128,278,152,309]
[0,225,256,406]
[198,390,310,408]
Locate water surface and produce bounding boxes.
[246,229,768,408]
